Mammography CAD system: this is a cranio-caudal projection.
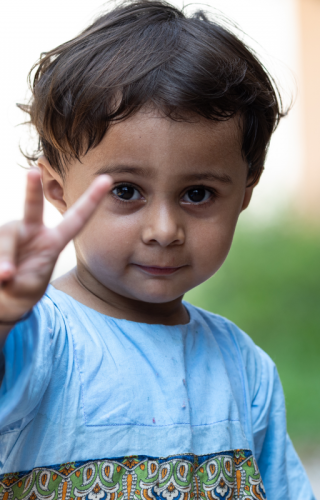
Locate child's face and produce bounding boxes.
[43,109,253,305]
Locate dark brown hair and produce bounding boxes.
[19,0,285,185]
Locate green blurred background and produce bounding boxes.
[185,221,320,451]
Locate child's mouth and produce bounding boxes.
[133,264,184,275]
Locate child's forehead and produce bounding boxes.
[113,107,240,135]
[92,109,242,163]
[68,109,246,184]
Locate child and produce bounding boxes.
[0,1,315,499]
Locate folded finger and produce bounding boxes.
[55,175,112,249]
[23,169,44,226]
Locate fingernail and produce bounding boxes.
[0,262,14,274]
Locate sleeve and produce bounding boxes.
[251,346,316,500]
[0,295,63,434]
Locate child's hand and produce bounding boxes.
[0,169,112,324]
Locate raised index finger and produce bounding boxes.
[55,175,112,249]
[24,169,44,226]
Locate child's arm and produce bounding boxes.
[0,169,111,351]
[251,346,315,499]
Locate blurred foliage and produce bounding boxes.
[185,222,320,445]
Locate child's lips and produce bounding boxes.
[133,264,186,275]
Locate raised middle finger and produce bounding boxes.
[0,221,20,281]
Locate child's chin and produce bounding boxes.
[132,286,184,304]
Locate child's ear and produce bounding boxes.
[241,184,254,212]
[38,156,67,215]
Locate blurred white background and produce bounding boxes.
[0,0,303,278]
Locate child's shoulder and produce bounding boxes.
[185,300,263,353]
[38,283,105,329]
[185,301,276,399]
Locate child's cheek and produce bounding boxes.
[74,208,138,268]
[190,215,238,279]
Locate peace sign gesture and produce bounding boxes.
[0,169,112,327]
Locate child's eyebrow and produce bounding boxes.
[95,165,152,177]
[95,165,232,184]
[183,172,233,184]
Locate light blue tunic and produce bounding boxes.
[0,285,315,499]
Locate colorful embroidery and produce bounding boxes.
[0,450,266,500]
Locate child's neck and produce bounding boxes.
[51,265,189,326]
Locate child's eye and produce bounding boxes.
[112,184,142,201]
[181,187,213,204]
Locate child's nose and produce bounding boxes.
[141,203,185,247]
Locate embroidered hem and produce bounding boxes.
[0,450,266,500]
